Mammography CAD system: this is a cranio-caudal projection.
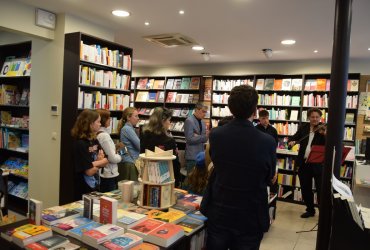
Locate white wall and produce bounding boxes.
[0,1,115,208]
[133,59,370,77]
[0,0,54,40]
[64,14,115,41]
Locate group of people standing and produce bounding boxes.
[71,102,210,201]
[71,84,327,249]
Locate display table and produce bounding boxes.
[0,218,205,250]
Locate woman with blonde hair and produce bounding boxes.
[71,109,108,200]
[118,107,140,181]
[96,109,122,192]
[140,107,181,187]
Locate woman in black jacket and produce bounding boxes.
[140,107,181,187]
[288,108,326,218]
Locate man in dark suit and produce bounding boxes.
[205,85,276,250]
[288,108,326,218]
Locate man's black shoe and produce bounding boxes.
[300,211,315,218]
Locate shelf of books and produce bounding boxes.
[60,32,133,204]
[165,76,202,146]
[130,76,204,147]
[0,41,31,215]
[210,75,254,127]
[133,77,166,128]
[138,147,177,210]
[208,73,359,205]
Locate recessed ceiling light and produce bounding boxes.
[112,10,130,17]
[192,46,204,51]
[368,48,370,51]
[281,39,296,45]
[314,50,318,53]
[145,22,150,26]
[179,10,185,15]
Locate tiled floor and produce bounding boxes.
[261,201,318,250]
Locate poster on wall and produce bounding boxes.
[358,91,368,115]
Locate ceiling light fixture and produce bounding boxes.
[179,10,185,15]
[112,10,130,17]
[145,22,150,26]
[201,52,210,61]
[192,46,204,51]
[281,39,296,45]
[368,48,370,51]
[262,48,273,59]
[314,50,318,53]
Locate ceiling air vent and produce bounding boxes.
[144,33,197,47]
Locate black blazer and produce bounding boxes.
[207,118,276,233]
[288,123,326,167]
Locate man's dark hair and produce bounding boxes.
[218,116,234,126]
[307,107,322,117]
[228,85,258,119]
[258,109,269,118]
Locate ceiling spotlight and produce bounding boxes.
[262,48,273,59]
[368,48,370,51]
[112,10,130,17]
[281,39,296,45]
[192,46,204,51]
[145,22,150,26]
[179,10,185,15]
[314,50,318,53]
[201,52,210,61]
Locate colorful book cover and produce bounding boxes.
[117,211,147,228]
[176,217,203,234]
[69,221,102,239]
[131,242,160,250]
[25,235,68,249]
[264,79,275,90]
[152,211,186,223]
[28,198,42,225]
[129,219,165,235]
[100,233,143,250]
[180,78,191,89]
[146,223,184,247]
[83,224,124,240]
[100,196,118,224]
[190,77,200,89]
[53,216,93,234]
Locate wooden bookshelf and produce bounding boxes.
[0,41,31,215]
[60,32,133,205]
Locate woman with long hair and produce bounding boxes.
[96,109,122,192]
[118,107,140,181]
[71,109,108,200]
[140,107,181,187]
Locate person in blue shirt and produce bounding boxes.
[118,107,140,181]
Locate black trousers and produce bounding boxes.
[298,162,323,213]
[206,220,264,250]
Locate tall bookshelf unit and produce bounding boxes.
[60,32,132,205]
[210,73,359,206]
[0,41,31,215]
[131,76,204,149]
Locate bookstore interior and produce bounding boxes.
[1,0,370,249]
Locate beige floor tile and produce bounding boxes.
[261,201,318,250]
[294,239,316,250]
[260,237,296,250]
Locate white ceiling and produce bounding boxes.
[14,0,370,67]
